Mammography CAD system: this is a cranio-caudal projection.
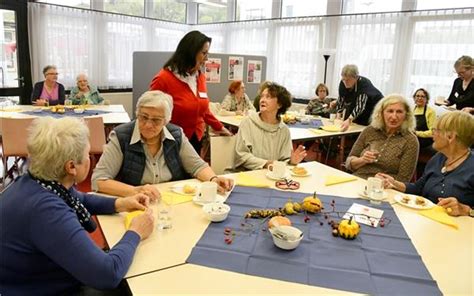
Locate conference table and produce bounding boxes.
[0,104,130,126]
[97,161,473,295]
[215,114,366,166]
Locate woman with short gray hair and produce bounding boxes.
[345,94,419,182]
[31,65,65,106]
[0,117,154,295]
[69,73,104,105]
[92,90,234,199]
[444,55,473,111]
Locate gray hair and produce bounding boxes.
[370,94,415,134]
[135,90,173,123]
[28,117,90,181]
[341,64,359,78]
[42,65,56,75]
[76,73,88,81]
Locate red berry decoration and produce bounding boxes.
[304,216,310,223]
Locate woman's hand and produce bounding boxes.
[212,176,234,194]
[437,197,471,216]
[290,145,307,165]
[461,107,474,114]
[375,173,395,189]
[136,184,160,203]
[235,110,244,116]
[360,149,379,164]
[115,193,150,212]
[215,127,233,136]
[340,118,351,132]
[128,208,154,240]
[34,98,48,106]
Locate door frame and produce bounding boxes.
[0,0,32,104]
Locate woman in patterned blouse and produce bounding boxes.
[220,80,256,116]
[305,83,335,117]
[345,94,419,182]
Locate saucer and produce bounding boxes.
[265,171,290,180]
[193,195,225,206]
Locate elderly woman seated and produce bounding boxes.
[377,111,474,216]
[69,73,104,105]
[92,90,233,198]
[233,82,306,170]
[0,117,154,295]
[345,94,419,182]
[219,80,255,116]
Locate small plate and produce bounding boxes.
[193,195,225,206]
[265,171,290,180]
[290,168,312,177]
[394,194,435,210]
[171,183,200,196]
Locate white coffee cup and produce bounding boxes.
[268,161,287,179]
[329,113,336,122]
[199,181,217,203]
[367,177,383,204]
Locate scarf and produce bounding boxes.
[29,172,97,233]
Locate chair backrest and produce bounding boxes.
[210,135,236,175]
[0,117,35,157]
[83,116,106,155]
[209,102,221,115]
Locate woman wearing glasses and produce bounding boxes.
[442,55,474,111]
[92,91,233,200]
[149,30,232,155]
[219,80,255,116]
[377,111,474,216]
[412,88,436,148]
[31,65,65,106]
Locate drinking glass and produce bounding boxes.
[367,177,384,205]
[157,199,173,230]
[369,142,381,163]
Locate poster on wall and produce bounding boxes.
[228,56,244,81]
[204,58,221,83]
[247,60,262,84]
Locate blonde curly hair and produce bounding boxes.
[370,94,415,134]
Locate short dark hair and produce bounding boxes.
[413,88,430,102]
[315,83,329,96]
[42,65,56,75]
[263,82,292,119]
[163,30,212,77]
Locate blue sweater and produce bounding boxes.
[405,152,474,207]
[0,175,141,295]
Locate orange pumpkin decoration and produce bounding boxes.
[268,216,292,229]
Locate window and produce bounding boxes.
[150,0,186,23]
[42,0,91,9]
[198,1,228,24]
[104,0,144,17]
[416,0,474,10]
[236,0,272,21]
[343,0,402,14]
[282,0,327,17]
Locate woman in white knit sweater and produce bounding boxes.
[233,82,306,170]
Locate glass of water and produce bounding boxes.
[157,199,172,230]
[367,177,384,205]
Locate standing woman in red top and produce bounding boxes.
[150,30,232,154]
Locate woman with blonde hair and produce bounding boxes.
[0,117,154,294]
[378,111,474,216]
[345,94,419,182]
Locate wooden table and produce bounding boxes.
[97,162,473,295]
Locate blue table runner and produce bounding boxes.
[286,119,323,129]
[23,109,110,118]
[187,186,441,295]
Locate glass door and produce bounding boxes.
[0,0,32,106]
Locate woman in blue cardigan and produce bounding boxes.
[0,117,154,295]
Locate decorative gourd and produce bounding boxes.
[301,193,322,213]
[268,216,292,229]
[337,218,360,240]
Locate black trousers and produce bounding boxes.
[189,133,202,155]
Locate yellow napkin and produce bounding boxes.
[124,210,144,229]
[325,175,357,186]
[236,172,270,188]
[418,206,459,229]
[321,125,342,132]
[309,128,324,134]
[1,107,23,112]
[235,115,244,120]
[162,191,194,205]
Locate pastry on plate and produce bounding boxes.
[292,166,308,176]
[401,195,411,204]
[415,196,426,206]
[183,184,196,194]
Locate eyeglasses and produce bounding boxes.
[137,113,165,126]
[46,73,59,76]
[415,95,426,98]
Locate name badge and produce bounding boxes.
[454,92,459,98]
[199,92,208,98]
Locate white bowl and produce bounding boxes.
[270,225,303,250]
[202,203,230,222]
[74,108,85,114]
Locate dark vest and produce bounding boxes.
[115,120,189,186]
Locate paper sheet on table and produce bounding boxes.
[418,206,459,229]
[161,191,194,205]
[236,173,270,188]
[309,128,324,134]
[325,175,357,186]
[124,210,144,229]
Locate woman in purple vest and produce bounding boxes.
[92,90,234,200]
[31,65,65,106]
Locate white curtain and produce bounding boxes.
[332,8,474,100]
[28,2,187,89]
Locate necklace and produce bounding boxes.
[441,150,470,174]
